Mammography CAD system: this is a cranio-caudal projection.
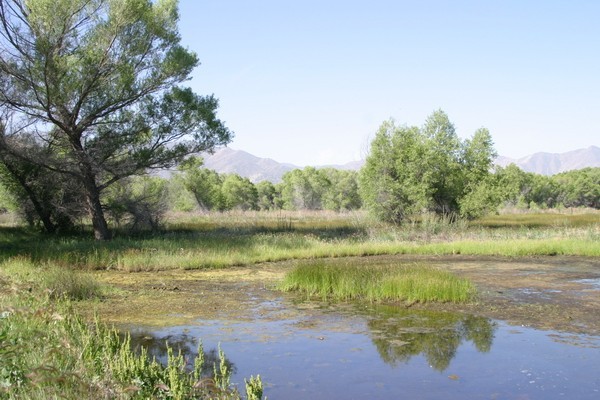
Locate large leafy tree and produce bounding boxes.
[358,121,430,223]
[359,110,497,223]
[321,168,362,211]
[0,0,231,239]
[175,157,225,212]
[280,167,331,210]
[221,173,258,211]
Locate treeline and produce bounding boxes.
[1,153,597,232]
[171,157,362,212]
[1,110,598,233]
[358,110,599,223]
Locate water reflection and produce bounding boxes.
[126,332,236,377]
[365,305,496,371]
[120,301,600,399]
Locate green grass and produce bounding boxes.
[473,211,600,228]
[279,260,477,303]
[0,257,102,300]
[0,209,597,397]
[0,259,264,400]
[0,211,598,272]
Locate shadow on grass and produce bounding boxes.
[0,224,369,268]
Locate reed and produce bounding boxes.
[279,261,476,303]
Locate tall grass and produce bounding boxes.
[0,257,102,300]
[279,261,476,303]
[1,211,598,272]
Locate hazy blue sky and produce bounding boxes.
[178,1,599,166]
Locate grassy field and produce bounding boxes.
[0,212,600,272]
[1,210,598,272]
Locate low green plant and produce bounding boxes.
[245,375,264,400]
[279,261,476,303]
[0,257,101,301]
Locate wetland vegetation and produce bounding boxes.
[1,210,599,398]
[279,261,476,303]
[0,1,598,398]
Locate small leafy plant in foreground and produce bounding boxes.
[0,258,265,399]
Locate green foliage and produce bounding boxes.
[320,169,362,211]
[280,167,361,211]
[280,167,330,210]
[553,167,600,208]
[0,138,87,233]
[279,261,477,303]
[256,181,281,211]
[488,166,600,211]
[245,375,264,400]
[360,111,500,223]
[176,157,225,211]
[166,177,198,212]
[221,174,259,211]
[104,176,169,232]
[0,0,232,240]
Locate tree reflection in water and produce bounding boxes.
[125,332,236,377]
[366,305,496,371]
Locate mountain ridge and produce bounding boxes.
[200,145,600,183]
[495,146,600,175]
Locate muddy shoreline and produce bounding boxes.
[86,255,600,336]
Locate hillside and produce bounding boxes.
[201,147,297,183]
[496,146,600,175]
[196,146,600,183]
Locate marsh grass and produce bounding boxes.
[0,260,264,400]
[0,211,598,272]
[473,212,600,228]
[0,257,102,301]
[41,268,102,300]
[279,261,476,303]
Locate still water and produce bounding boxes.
[129,298,600,399]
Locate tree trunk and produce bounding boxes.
[80,166,111,240]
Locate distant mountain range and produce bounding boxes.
[198,145,600,183]
[495,146,600,175]
[201,147,362,183]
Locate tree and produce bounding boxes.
[421,110,463,215]
[358,121,430,223]
[104,176,168,232]
[0,0,231,239]
[176,157,224,211]
[0,131,86,231]
[321,168,362,211]
[359,111,496,223]
[553,168,600,209]
[280,167,331,210]
[221,174,258,211]
[256,181,280,211]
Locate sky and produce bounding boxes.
[177,1,600,166]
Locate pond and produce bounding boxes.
[127,294,600,399]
